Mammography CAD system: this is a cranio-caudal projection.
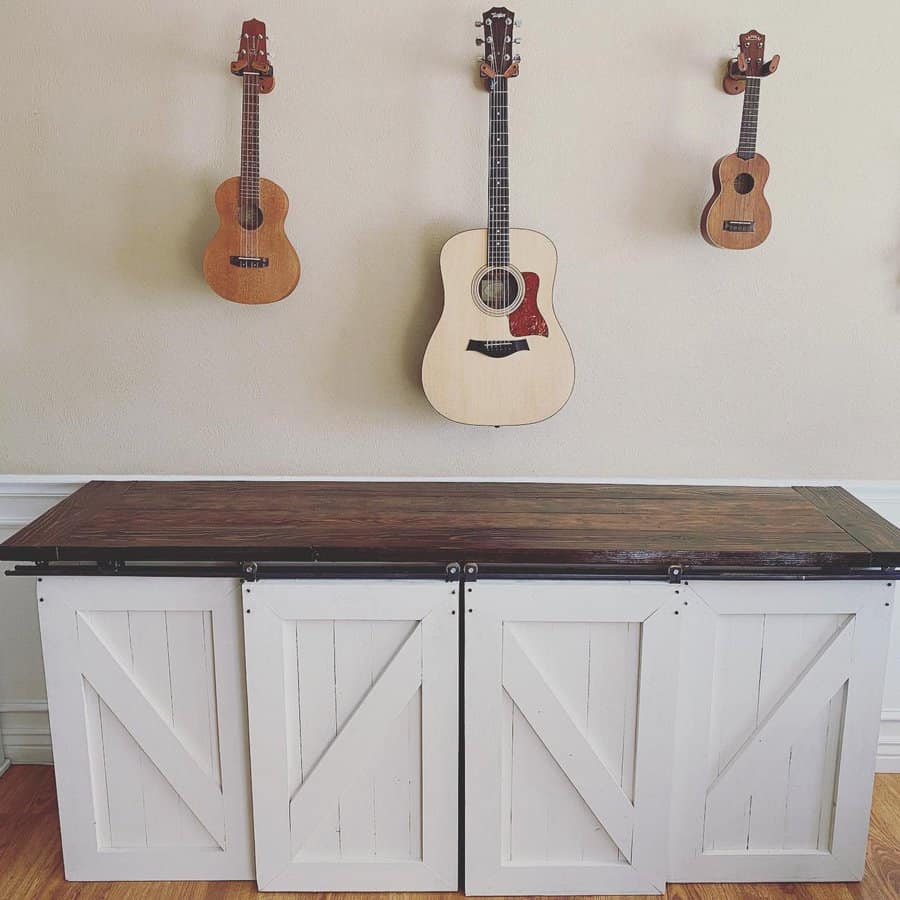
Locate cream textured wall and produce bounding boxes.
[1,0,899,478]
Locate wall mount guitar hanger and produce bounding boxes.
[723,29,779,94]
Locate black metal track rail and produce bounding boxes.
[5,560,896,582]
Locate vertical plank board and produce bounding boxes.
[703,614,764,851]
[296,620,341,860]
[283,620,302,798]
[586,621,640,863]
[406,688,422,861]
[84,611,148,848]
[167,611,219,848]
[333,620,377,859]
[372,621,419,861]
[81,680,112,849]
[128,610,183,848]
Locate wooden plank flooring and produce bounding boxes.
[0,765,898,899]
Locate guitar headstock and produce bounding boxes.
[477,7,521,87]
[230,18,274,91]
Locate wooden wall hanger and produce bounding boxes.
[723,29,779,94]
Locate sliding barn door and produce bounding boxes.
[39,578,253,880]
[670,580,894,883]
[465,580,684,896]
[243,579,458,892]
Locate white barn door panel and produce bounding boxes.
[38,577,254,880]
[464,580,684,896]
[670,580,894,883]
[243,579,458,892]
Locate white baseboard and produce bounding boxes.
[0,702,52,765]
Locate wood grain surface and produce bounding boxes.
[700,153,772,249]
[3,481,900,567]
[202,177,300,304]
[0,765,897,899]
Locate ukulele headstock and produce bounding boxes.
[230,18,275,93]
[723,29,780,94]
[477,7,521,88]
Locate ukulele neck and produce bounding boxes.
[737,77,760,160]
[240,74,261,212]
[487,77,510,266]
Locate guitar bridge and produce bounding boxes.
[466,339,529,358]
[229,255,270,268]
[723,220,755,233]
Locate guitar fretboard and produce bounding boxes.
[240,74,260,213]
[487,77,509,266]
[737,76,760,159]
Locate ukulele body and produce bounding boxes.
[701,152,771,250]
[422,228,575,426]
[203,176,301,304]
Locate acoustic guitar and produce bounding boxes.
[421,8,574,426]
[203,19,300,304]
[701,30,779,250]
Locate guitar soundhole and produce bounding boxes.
[733,173,755,195]
[474,266,524,315]
[238,206,264,230]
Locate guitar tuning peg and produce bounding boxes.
[476,38,484,46]
[475,21,484,27]
[513,37,521,44]
[515,19,522,26]
[513,54,521,63]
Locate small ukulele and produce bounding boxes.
[701,30,779,250]
[421,8,575,426]
[203,19,300,304]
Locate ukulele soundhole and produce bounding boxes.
[733,173,755,195]
[472,265,525,316]
[238,206,264,231]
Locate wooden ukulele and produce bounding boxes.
[421,8,574,426]
[203,19,300,304]
[700,30,779,250]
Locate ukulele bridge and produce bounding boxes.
[229,255,270,268]
[723,220,755,233]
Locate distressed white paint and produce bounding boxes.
[38,578,254,880]
[464,580,683,896]
[669,580,894,883]
[243,579,458,892]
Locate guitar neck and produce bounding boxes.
[737,76,760,159]
[487,77,510,266]
[240,74,260,210]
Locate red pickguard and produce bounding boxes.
[508,272,548,337]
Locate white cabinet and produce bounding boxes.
[242,579,459,892]
[669,580,894,883]
[464,580,684,896]
[36,574,894,894]
[38,578,254,881]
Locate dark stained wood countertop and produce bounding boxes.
[2,481,900,569]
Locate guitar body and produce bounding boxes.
[203,177,300,304]
[422,228,575,426]
[701,152,771,250]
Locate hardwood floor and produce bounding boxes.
[0,765,897,899]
